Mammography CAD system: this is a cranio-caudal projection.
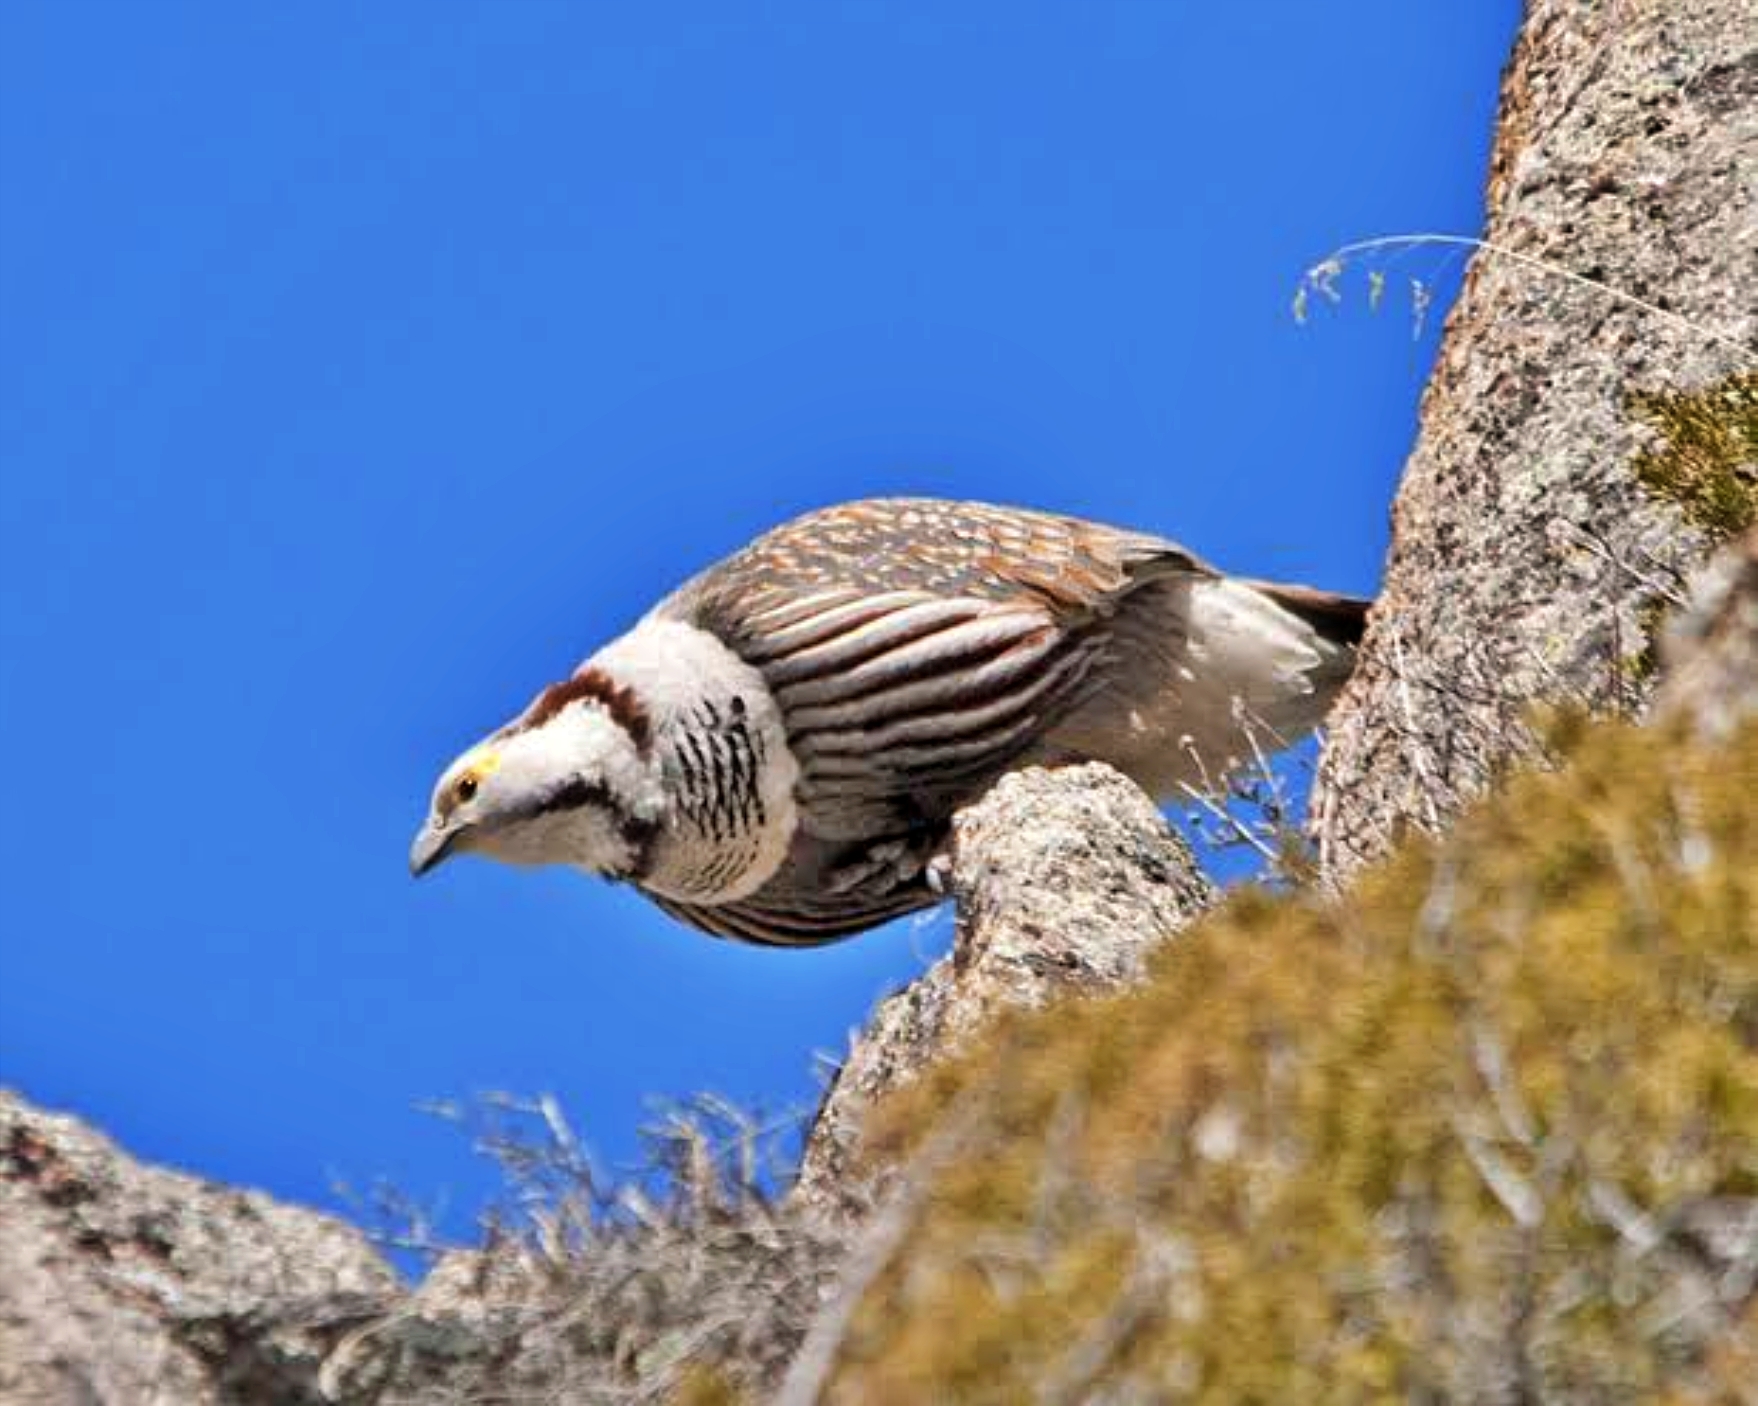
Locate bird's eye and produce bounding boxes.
[456,775,479,804]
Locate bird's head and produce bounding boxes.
[410,672,664,881]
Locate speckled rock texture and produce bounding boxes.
[0,1088,842,1406]
[794,764,1213,1213]
[0,1089,395,1406]
[1314,0,1757,873]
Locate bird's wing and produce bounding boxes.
[661,499,1216,838]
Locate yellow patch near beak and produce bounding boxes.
[439,747,504,820]
[463,748,503,782]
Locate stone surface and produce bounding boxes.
[0,1093,842,1406]
[1314,0,1757,873]
[795,763,1214,1212]
[0,1089,396,1406]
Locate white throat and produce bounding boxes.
[592,617,801,903]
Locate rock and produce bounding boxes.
[1313,0,1757,874]
[795,764,1214,1212]
[0,1089,396,1406]
[1656,523,1758,738]
[0,1087,841,1406]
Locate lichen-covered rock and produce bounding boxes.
[796,764,1213,1213]
[1314,0,1757,874]
[0,1090,396,1406]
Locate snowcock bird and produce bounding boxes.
[410,497,1370,945]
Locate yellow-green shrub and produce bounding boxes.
[829,720,1756,1404]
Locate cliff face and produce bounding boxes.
[1313,0,1756,872]
[0,1094,395,1406]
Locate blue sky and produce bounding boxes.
[0,2,1519,1240]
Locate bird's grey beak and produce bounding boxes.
[409,821,459,877]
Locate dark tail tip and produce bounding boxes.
[1250,581,1374,648]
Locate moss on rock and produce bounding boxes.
[1631,370,1758,541]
